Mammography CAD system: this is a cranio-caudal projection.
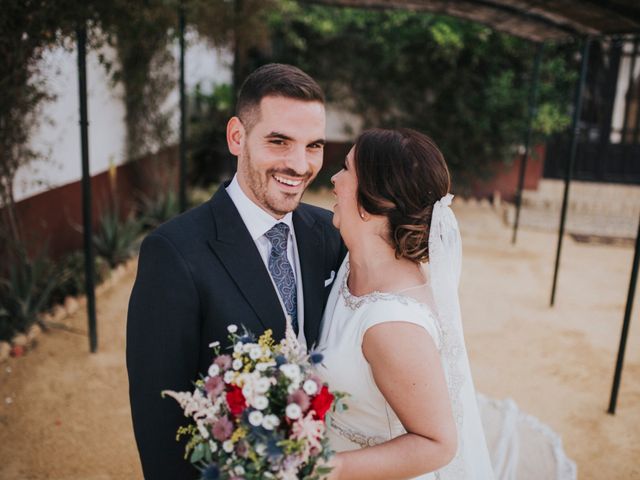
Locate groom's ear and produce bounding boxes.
[227,116,244,156]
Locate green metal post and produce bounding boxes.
[179,1,187,212]
[550,38,591,307]
[608,213,640,414]
[513,42,544,245]
[76,25,98,353]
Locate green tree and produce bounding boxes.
[269,3,577,187]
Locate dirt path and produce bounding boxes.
[1,194,638,479]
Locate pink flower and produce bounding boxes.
[212,416,234,441]
[287,389,311,412]
[205,376,225,399]
[235,439,249,458]
[215,354,232,371]
[291,412,325,461]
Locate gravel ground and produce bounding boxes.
[0,191,638,479]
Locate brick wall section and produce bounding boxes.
[5,146,178,260]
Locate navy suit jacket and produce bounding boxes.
[126,184,346,479]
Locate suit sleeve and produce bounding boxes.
[126,233,200,479]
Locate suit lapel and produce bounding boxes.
[293,208,325,348]
[206,185,286,340]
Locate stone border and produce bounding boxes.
[0,256,138,364]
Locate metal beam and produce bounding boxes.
[608,213,640,414]
[76,24,98,353]
[179,1,188,213]
[512,42,543,245]
[550,37,591,307]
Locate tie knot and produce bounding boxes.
[265,223,290,255]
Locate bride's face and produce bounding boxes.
[330,147,360,233]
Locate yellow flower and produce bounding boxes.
[231,426,247,443]
[258,329,275,349]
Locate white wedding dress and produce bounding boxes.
[315,194,576,480]
[317,254,495,480]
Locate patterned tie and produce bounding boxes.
[264,223,298,334]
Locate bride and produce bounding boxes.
[317,128,494,479]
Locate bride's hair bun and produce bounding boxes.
[353,128,451,263]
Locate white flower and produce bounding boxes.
[234,342,244,353]
[208,440,218,453]
[256,361,275,372]
[207,364,220,377]
[262,414,280,430]
[234,466,246,476]
[227,324,238,334]
[223,440,234,453]
[197,422,210,439]
[243,343,255,353]
[255,377,271,394]
[253,395,269,410]
[208,341,220,348]
[233,359,243,371]
[285,403,302,420]
[302,379,318,395]
[249,346,263,360]
[242,384,254,399]
[287,384,298,395]
[279,364,301,380]
[224,371,235,384]
[248,410,264,427]
[256,443,267,455]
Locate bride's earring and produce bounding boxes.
[359,210,368,221]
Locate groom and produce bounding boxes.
[127,63,346,479]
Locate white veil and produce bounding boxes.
[425,194,495,480]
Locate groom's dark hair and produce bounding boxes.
[236,63,325,132]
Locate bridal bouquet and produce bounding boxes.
[162,324,345,480]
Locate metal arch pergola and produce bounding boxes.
[302,0,640,413]
[74,0,640,411]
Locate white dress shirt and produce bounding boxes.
[226,175,307,347]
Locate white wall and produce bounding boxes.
[610,38,640,144]
[12,31,358,203]
[13,31,232,203]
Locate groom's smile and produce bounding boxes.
[228,96,326,219]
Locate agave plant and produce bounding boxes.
[137,189,179,230]
[48,250,111,306]
[92,208,142,268]
[0,246,60,341]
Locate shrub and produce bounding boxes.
[48,251,111,307]
[137,189,180,230]
[0,246,60,341]
[92,209,142,268]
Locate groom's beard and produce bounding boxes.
[241,145,313,217]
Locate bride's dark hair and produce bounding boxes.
[353,128,451,263]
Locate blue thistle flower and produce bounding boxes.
[309,351,324,364]
[202,463,219,480]
[275,354,287,366]
[266,438,284,462]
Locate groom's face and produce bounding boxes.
[228,96,326,219]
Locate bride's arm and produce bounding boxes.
[329,321,457,480]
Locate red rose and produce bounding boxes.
[310,385,334,421]
[226,385,247,416]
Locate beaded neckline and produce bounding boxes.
[340,261,430,311]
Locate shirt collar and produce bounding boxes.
[226,174,294,241]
